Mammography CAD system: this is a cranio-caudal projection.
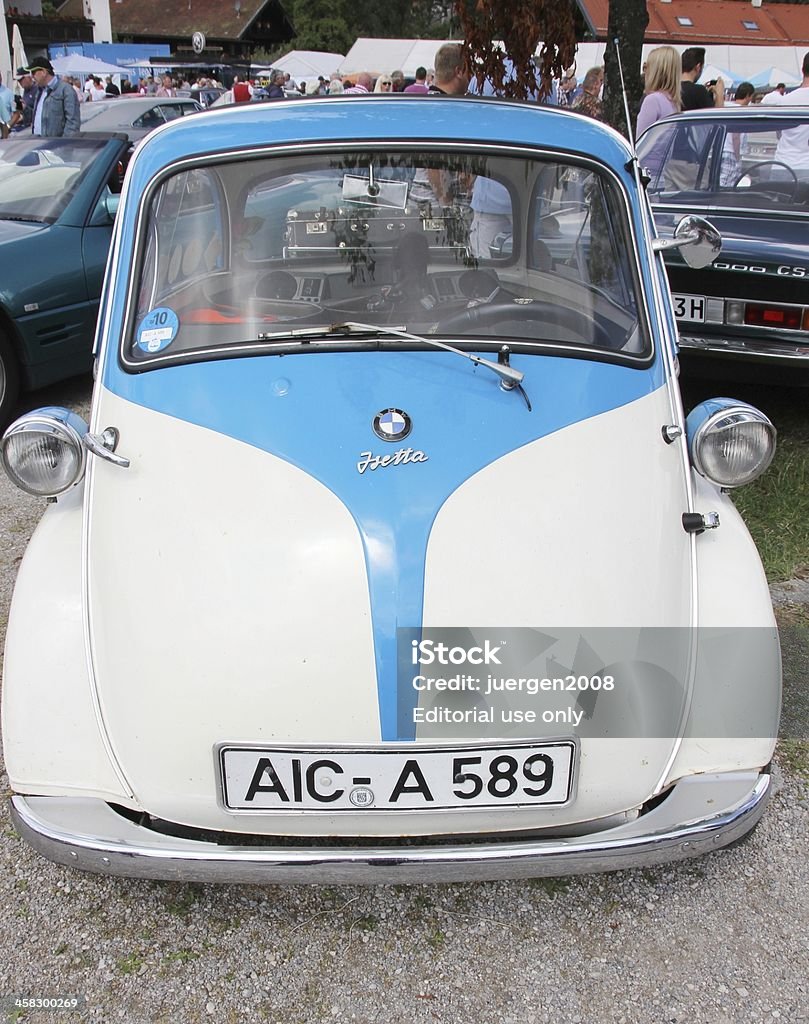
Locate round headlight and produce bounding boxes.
[1,408,88,498]
[687,400,776,488]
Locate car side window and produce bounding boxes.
[160,104,190,121]
[133,108,165,130]
[658,124,719,193]
[137,168,225,311]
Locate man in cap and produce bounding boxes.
[27,58,81,137]
[9,68,37,132]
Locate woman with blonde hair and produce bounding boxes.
[636,45,681,136]
[374,75,393,93]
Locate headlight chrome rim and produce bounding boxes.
[1,409,88,498]
[690,403,776,489]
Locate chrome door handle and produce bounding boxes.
[82,427,130,468]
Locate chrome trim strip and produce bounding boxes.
[678,334,809,361]
[9,772,770,884]
[652,201,809,221]
[643,190,699,795]
[80,404,134,800]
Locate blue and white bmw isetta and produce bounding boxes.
[1,95,781,883]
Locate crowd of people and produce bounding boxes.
[637,44,809,137]
[1,40,806,142]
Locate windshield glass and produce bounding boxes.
[126,148,649,367]
[0,137,110,222]
[637,116,809,211]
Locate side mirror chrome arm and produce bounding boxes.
[83,428,130,468]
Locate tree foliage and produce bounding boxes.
[457,0,648,135]
[285,0,354,54]
[287,0,456,56]
[457,0,577,100]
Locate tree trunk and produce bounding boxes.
[603,0,649,139]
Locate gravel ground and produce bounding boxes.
[1,376,807,1024]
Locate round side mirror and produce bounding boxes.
[675,214,722,270]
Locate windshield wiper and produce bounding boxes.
[253,320,525,390]
[334,321,525,388]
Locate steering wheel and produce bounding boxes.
[732,161,798,200]
[434,300,616,349]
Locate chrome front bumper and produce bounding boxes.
[10,771,770,885]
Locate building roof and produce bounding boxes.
[108,0,293,43]
[578,0,809,46]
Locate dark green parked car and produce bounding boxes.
[0,133,130,423]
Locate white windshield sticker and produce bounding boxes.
[136,308,179,353]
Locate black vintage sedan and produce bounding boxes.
[637,107,809,383]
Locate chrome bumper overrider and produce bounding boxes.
[10,771,770,885]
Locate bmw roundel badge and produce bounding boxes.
[373,408,412,442]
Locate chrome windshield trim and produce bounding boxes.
[117,140,655,374]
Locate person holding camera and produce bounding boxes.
[681,47,724,110]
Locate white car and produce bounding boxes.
[1,96,781,884]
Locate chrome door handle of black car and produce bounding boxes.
[82,428,130,468]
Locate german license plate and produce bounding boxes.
[673,292,706,323]
[219,742,575,811]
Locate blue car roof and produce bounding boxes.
[126,95,636,187]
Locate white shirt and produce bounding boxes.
[759,90,785,106]
[771,85,809,169]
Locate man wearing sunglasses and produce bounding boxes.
[26,59,80,137]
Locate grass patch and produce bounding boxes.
[777,739,809,779]
[351,913,379,932]
[732,437,809,583]
[162,884,202,918]
[529,877,571,897]
[117,952,144,975]
[163,949,200,965]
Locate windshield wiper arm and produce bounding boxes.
[253,321,524,389]
[332,321,525,388]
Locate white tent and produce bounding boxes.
[340,39,457,77]
[270,50,344,82]
[748,66,802,89]
[0,7,11,101]
[12,24,28,80]
[51,53,124,77]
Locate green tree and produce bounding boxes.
[287,0,456,54]
[603,0,648,137]
[287,0,353,54]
